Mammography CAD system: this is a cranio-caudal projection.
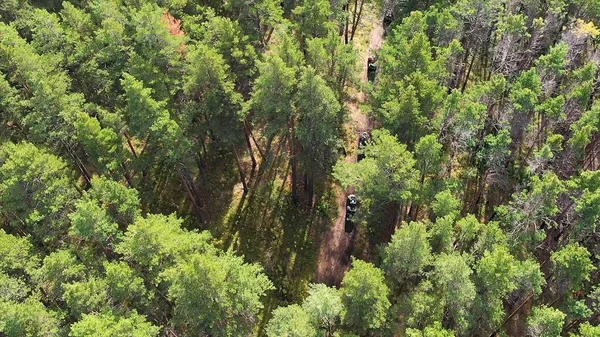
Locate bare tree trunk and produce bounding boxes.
[349,0,364,42]
[121,162,135,188]
[304,171,308,190]
[344,4,350,44]
[139,134,151,157]
[461,48,477,93]
[246,120,265,159]
[232,145,249,194]
[178,167,204,223]
[454,47,470,90]
[243,121,257,171]
[265,26,275,45]
[307,173,314,208]
[290,119,299,204]
[124,132,138,158]
[62,141,92,188]
[201,136,209,157]
[195,153,204,175]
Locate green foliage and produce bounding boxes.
[0,272,29,301]
[0,142,78,240]
[374,11,447,144]
[403,280,444,329]
[431,253,475,333]
[68,198,120,245]
[116,214,215,276]
[429,214,456,252]
[64,277,109,317]
[527,306,566,337]
[2,1,600,337]
[163,252,273,337]
[406,322,456,337]
[536,42,569,77]
[510,68,542,112]
[497,172,565,244]
[341,259,391,334]
[479,128,512,169]
[266,304,317,337]
[305,31,358,96]
[551,243,595,292]
[249,53,296,136]
[572,170,600,234]
[455,214,482,247]
[302,283,343,333]
[183,43,243,145]
[333,129,419,211]
[497,13,530,38]
[195,16,257,87]
[33,249,86,300]
[69,311,159,337]
[126,3,184,100]
[566,62,598,108]
[383,222,432,283]
[0,230,38,275]
[571,101,600,155]
[571,323,600,337]
[415,134,443,178]
[473,245,518,332]
[296,67,342,179]
[103,261,147,306]
[292,0,333,38]
[83,177,140,227]
[121,73,189,162]
[513,259,546,295]
[0,297,61,337]
[72,112,123,173]
[475,245,517,297]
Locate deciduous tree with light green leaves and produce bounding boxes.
[382,221,431,286]
[527,305,566,337]
[341,259,391,335]
[333,129,419,217]
[163,252,273,337]
[266,304,317,337]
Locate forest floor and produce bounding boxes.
[315,12,384,287]
[194,6,385,323]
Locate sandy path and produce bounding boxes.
[315,18,383,287]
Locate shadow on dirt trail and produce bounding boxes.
[314,19,383,287]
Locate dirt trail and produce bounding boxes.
[315,19,384,287]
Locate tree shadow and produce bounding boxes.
[220,134,335,314]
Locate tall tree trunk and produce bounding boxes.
[290,119,299,204]
[199,135,208,163]
[195,153,204,175]
[124,132,138,158]
[121,162,135,188]
[350,0,364,42]
[344,4,350,44]
[304,171,308,190]
[307,173,314,208]
[461,48,477,93]
[62,141,92,188]
[233,145,249,194]
[264,26,275,45]
[139,134,151,157]
[243,121,257,171]
[245,120,265,159]
[454,47,470,90]
[178,167,204,223]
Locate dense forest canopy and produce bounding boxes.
[0,0,600,336]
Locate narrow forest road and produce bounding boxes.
[315,20,384,287]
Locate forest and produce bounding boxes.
[0,0,600,336]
